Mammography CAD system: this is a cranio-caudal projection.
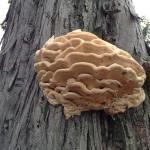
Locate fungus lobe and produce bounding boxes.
[34,29,146,119]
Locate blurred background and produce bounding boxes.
[0,1,9,39]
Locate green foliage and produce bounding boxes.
[0,21,7,31]
[140,17,150,46]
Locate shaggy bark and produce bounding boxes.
[0,0,150,150]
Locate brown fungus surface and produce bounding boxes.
[34,29,146,119]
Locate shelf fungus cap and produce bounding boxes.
[34,29,146,119]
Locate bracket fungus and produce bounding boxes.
[34,29,146,119]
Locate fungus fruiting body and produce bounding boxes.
[34,29,146,119]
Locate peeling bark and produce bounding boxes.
[0,0,150,150]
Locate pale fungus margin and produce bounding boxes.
[34,29,146,119]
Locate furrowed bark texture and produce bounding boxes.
[0,0,150,150]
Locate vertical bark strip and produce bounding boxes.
[0,0,150,150]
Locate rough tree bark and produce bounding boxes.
[0,0,150,150]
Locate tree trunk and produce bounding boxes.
[0,0,150,149]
